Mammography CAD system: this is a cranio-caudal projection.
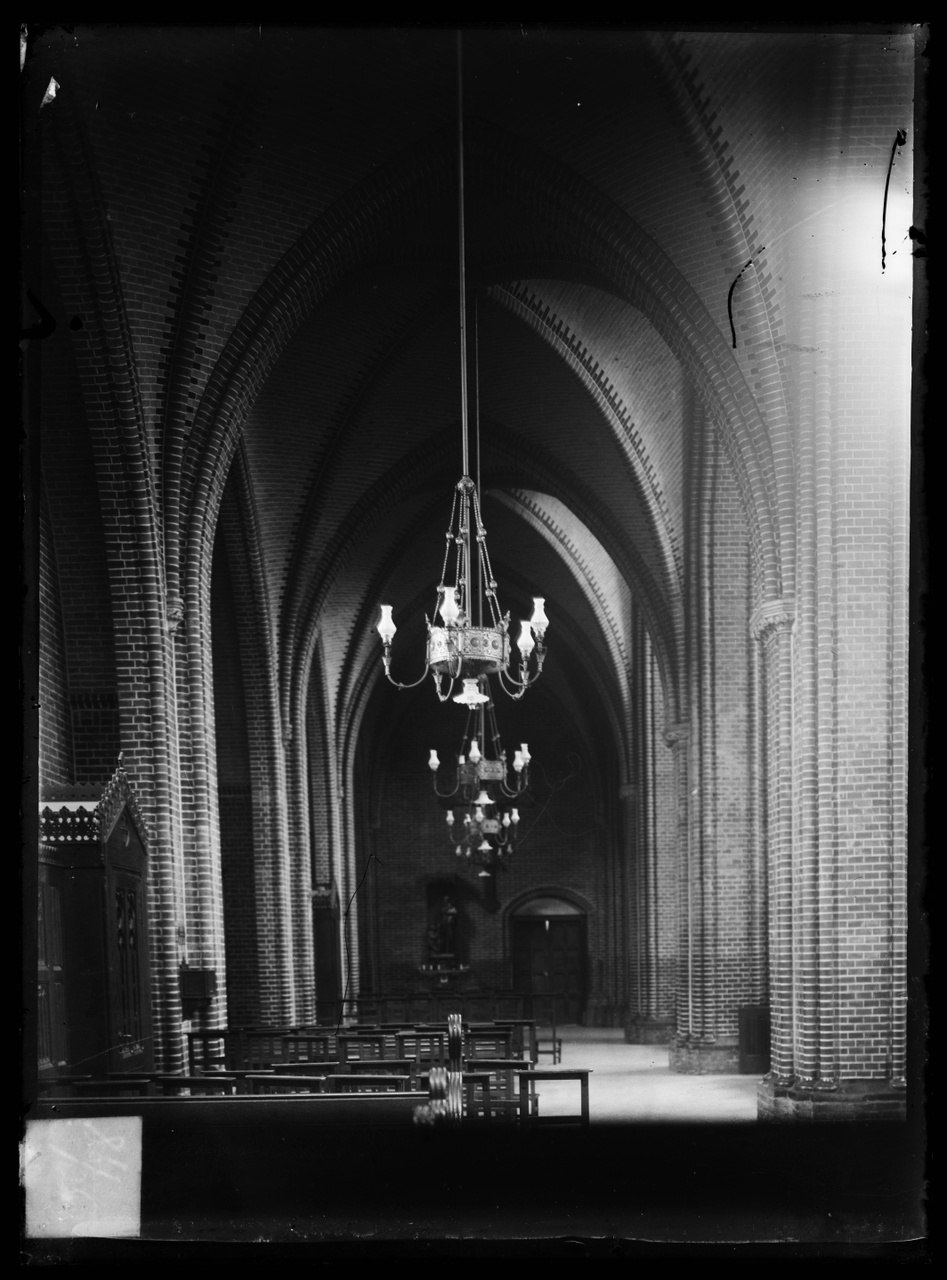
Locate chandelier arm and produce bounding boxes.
[496,667,529,700]
[497,777,526,799]
[432,777,462,800]
[434,674,457,703]
[382,653,435,690]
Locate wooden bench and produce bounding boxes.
[462,1057,526,1121]
[48,1074,244,1098]
[319,1074,412,1093]
[463,1027,515,1061]
[395,1031,448,1067]
[336,1031,391,1062]
[155,1075,240,1096]
[32,1091,427,1125]
[67,1077,156,1097]
[248,1072,414,1095]
[245,1074,328,1094]
[419,1070,494,1121]
[279,1031,338,1065]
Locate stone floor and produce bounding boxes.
[531,1026,760,1123]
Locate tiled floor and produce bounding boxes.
[531,1026,760,1123]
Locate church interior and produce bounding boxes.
[22,25,926,1252]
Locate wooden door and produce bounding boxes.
[37,864,68,1073]
[107,865,151,1072]
[314,905,342,1024]
[512,916,586,1024]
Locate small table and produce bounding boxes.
[518,1069,591,1127]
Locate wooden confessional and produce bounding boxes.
[38,761,154,1079]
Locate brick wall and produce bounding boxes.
[37,490,73,789]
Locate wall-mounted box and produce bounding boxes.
[179,966,217,1015]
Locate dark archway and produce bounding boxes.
[511,895,588,1025]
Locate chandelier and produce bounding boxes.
[376,34,549,706]
[429,676,531,874]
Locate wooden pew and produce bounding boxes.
[395,1030,447,1067]
[462,1026,515,1061]
[246,1074,327,1095]
[337,1031,390,1062]
[281,1031,338,1064]
[30,1092,429,1131]
[155,1075,239,1096]
[321,1074,412,1093]
[462,1057,525,1121]
[419,1070,493,1121]
[68,1077,156,1097]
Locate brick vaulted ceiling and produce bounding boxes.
[28,24,916,774]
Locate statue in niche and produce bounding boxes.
[427,895,459,966]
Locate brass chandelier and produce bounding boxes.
[429,675,531,874]
[376,34,549,707]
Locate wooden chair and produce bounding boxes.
[533,998,563,1064]
[187,1028,242,1073]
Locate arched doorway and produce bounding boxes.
[511,896,587,1025]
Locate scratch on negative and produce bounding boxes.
[727,249,766,350]
[882,129,908,273]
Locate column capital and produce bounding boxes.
[749,598,795,641]
[618,783,638,802]
[166,593,186,635]
[662,720,689,748]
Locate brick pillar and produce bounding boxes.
[624,621,675,1043]
[285,707,316,1025]
[755,52,911,1115]
[755,604,795,1087]
[671,421,732,1073]
[660,727,691,1054]
[174,600,229,1034]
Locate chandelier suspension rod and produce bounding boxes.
[456,31,470,481]
[474,295,483,629]
[376,32,548,705]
